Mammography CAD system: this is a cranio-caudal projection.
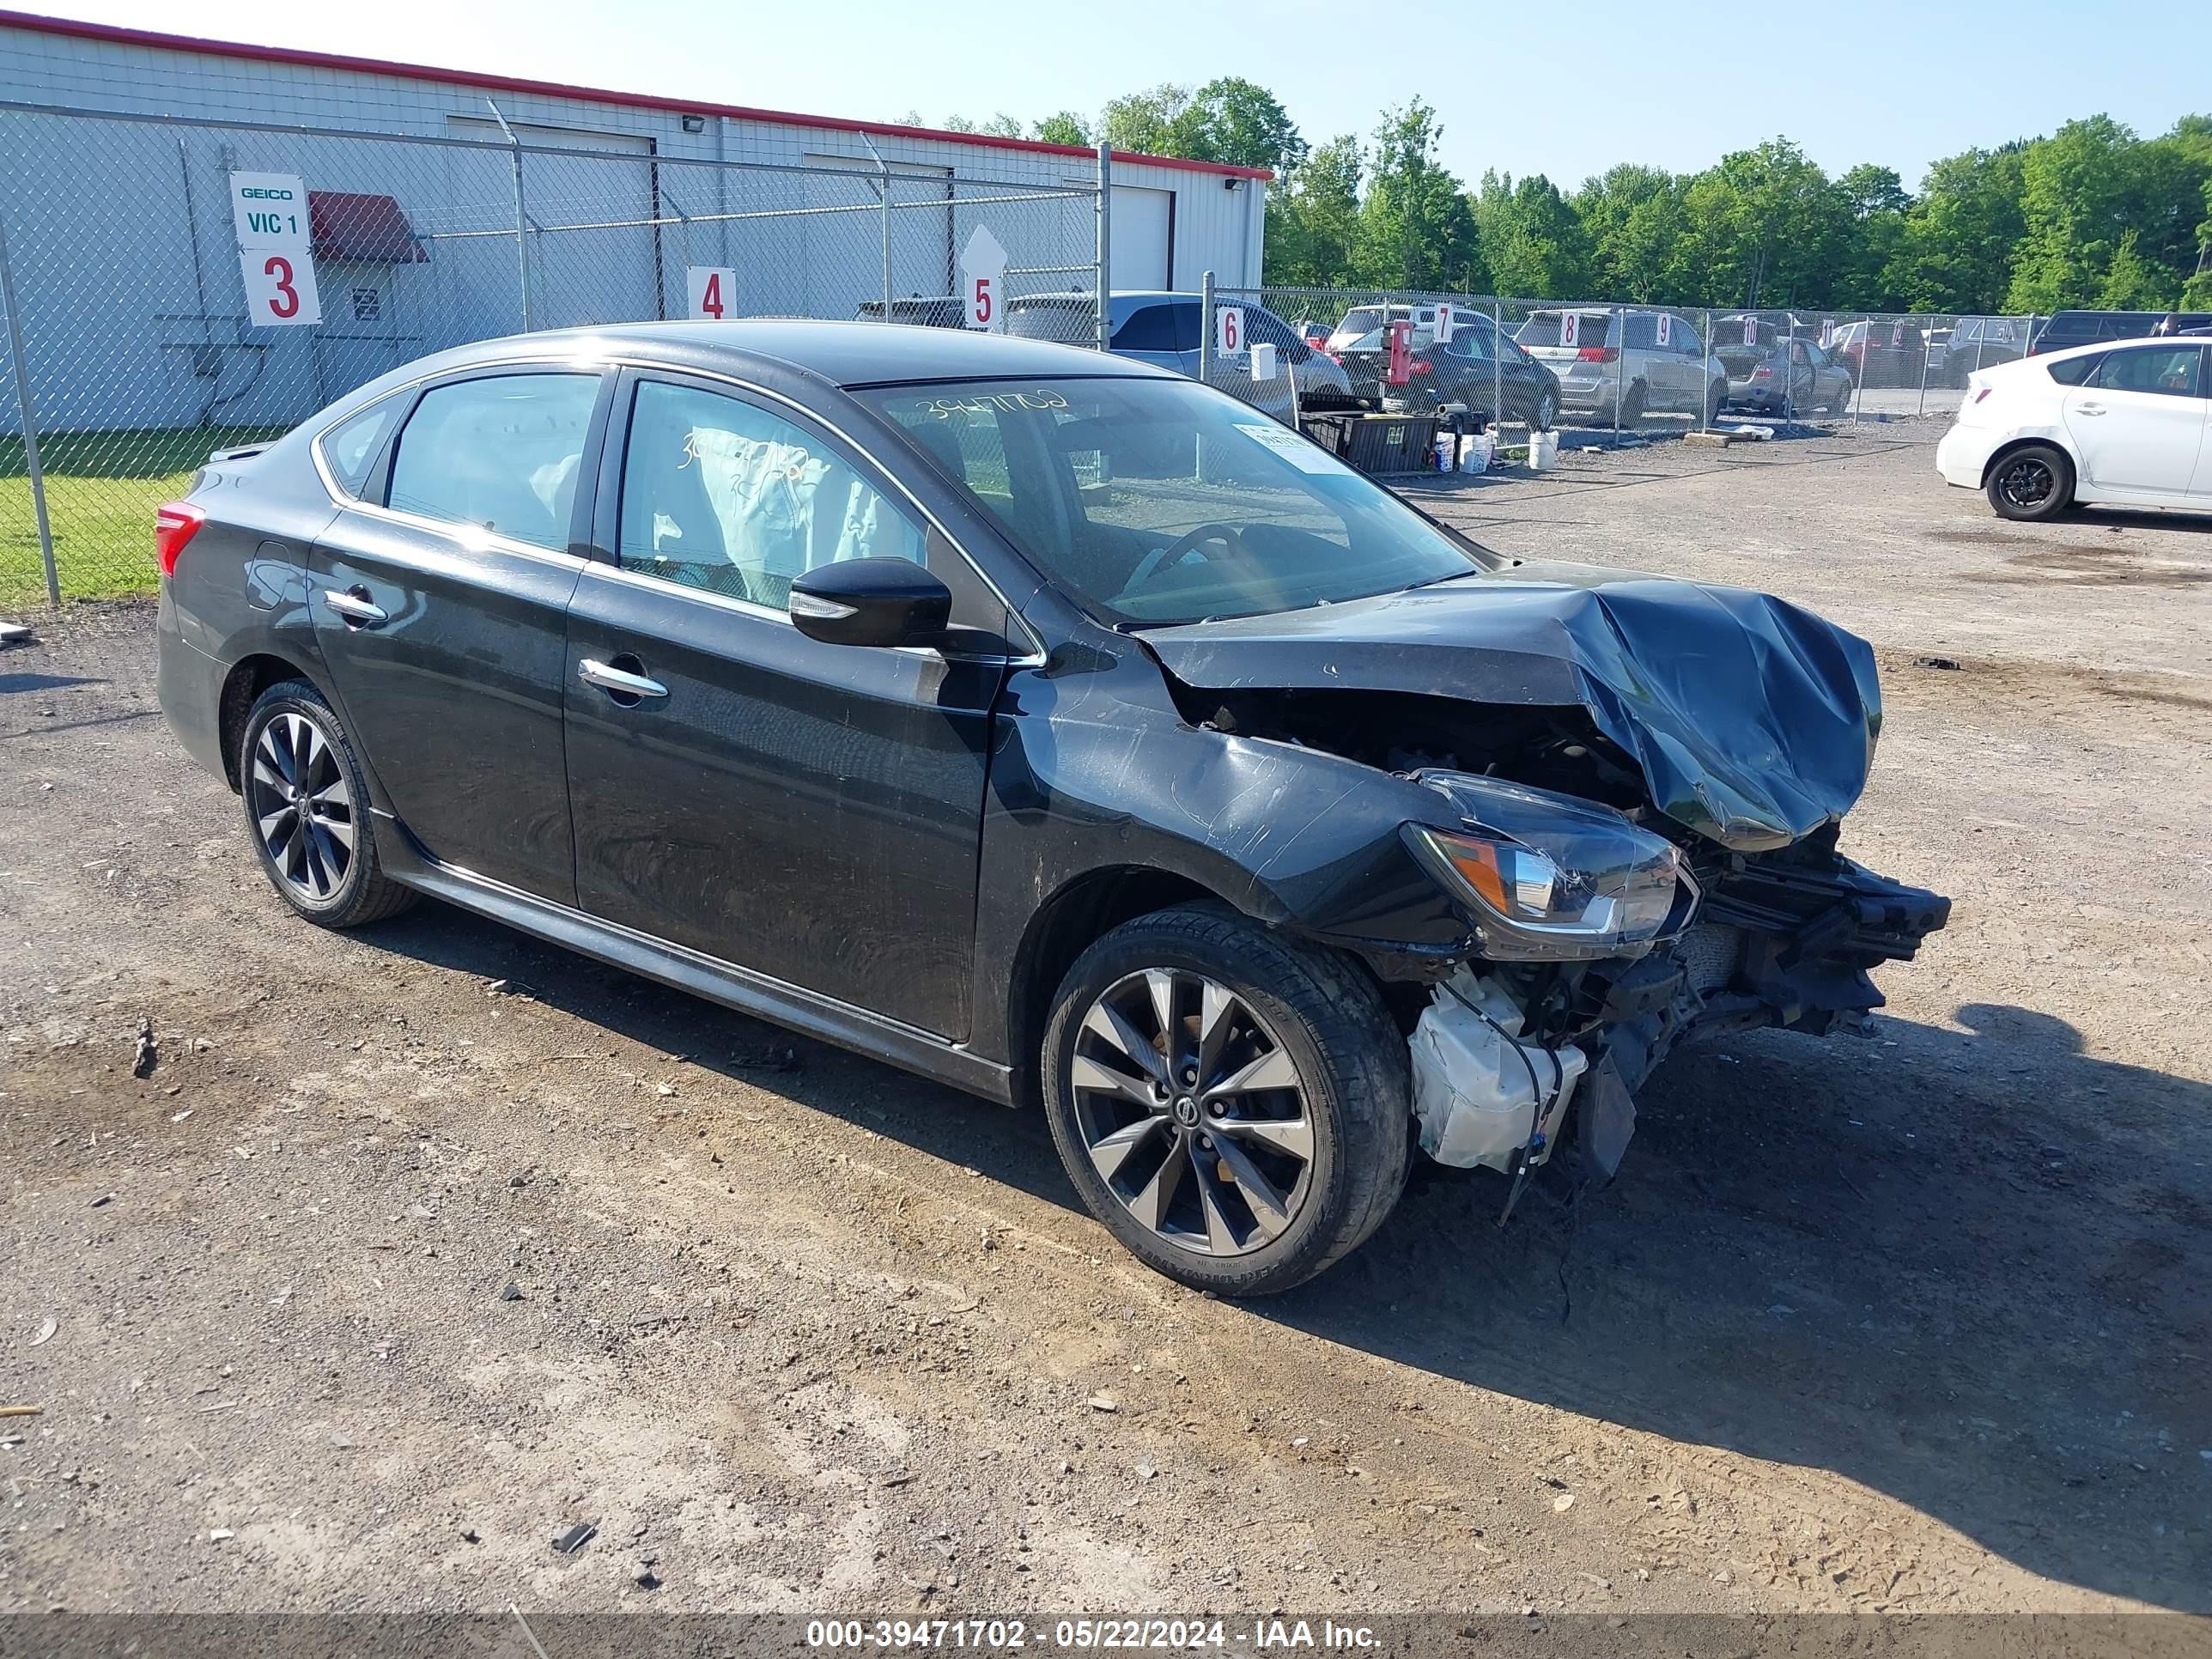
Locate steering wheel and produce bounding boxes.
[1116,522,1245,602]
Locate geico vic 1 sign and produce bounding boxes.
[230,171,322,328]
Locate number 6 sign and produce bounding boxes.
[1216,306,1243,355]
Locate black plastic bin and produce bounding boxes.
[1298,411,1440,475]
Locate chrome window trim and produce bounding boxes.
[307,348,1046,664]
[580,558,1030,666]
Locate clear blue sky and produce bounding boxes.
[33,0,2212,189]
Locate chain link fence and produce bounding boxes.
[1204,283,2039,464]
[0,103,1104,605]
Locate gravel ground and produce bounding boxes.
[3,422,2208,1624]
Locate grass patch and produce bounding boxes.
[0,426,288,606]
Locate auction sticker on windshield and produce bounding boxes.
[1234,422,1348,475]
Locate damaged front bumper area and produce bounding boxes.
[1409,827,1950,1189]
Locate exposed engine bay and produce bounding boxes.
[1176,683,1952,1194]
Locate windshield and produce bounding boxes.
[855,376,1487,626]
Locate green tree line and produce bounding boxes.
[900,87,2212,313]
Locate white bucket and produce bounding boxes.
[1457,432,1494,474]
[1527,429,1559,472]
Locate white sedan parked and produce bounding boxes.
[1936,336,2210,520]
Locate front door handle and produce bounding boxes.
[321,588,387,626]
[578,658,668,701]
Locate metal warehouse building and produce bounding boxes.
[0,9,1268,434]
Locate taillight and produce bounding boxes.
[155,501,206,577]
[1577,346,1620,363]
[1409,359,1431,374]
[1752,366,1773,380]
[1972,387,1993,404]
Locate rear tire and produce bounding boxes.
[239,680,416,929]
[1619,381,1647,427]
[1040,904,1411,1297]
[1985,443,2075,522]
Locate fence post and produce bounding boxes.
[486,100,532,332]
[1703,309,1714,430]
[1916,314,1933,417]
[861,133,893,325]
[1199,269,1214,385]
[1094,141,1112,354]
[0,206,57,606]
[1491,296,1502,440]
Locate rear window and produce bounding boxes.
[1111,302,1199,353]
[1005,297,1095,344]
[1516,313,1609,348]
[2045,353,2102,386]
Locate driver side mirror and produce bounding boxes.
[788,557,951,649]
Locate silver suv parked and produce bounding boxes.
[1516,308,1727,425]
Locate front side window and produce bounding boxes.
[2091,346,2204,398]
[386,373,600,551]
[617,380,925,610]
[859,376,1486,627]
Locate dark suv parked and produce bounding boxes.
[2027,310,2212,356]
[155,322,1948,1295]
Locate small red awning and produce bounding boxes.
[308,191,428,264]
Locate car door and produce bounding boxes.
[2062,343,2209,495]
[307,366,611,902]
[561,371,1015,1039]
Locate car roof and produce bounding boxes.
[428,319,1171,389]
[2035,333,2209,361]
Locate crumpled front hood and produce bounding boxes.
[1139,563,1882,852]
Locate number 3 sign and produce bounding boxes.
[230,171,321,327]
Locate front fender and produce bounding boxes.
[969,644,1473,1068]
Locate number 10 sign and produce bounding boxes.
[231,171,322,327]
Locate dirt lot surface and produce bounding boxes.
[3,423,2209,1624]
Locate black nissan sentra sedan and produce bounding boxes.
[157,321,1948,1294]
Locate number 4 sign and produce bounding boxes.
[688,267,737,320]
[231,170,320,327]
[960,224,1006,333]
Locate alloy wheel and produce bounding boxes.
[247,710,357,902]
[1996,456,2056,510]
[1069,969,1316,1257]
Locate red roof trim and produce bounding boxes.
[0,9,1274,180]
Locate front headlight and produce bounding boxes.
[1404,773,1697,961]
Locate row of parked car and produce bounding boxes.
[871,289,2212,428]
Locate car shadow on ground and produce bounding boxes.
[363,903,2209,1612]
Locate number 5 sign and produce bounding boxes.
[231,171,321,327]
[960,224,1006,333]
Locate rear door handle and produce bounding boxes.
[2075,402,2106,416]
[321,588,387,626]
[578,658,668,701]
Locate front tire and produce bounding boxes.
[1986,443,2075,522]
[1040,904,1411,1296]
[239,680,416,928]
